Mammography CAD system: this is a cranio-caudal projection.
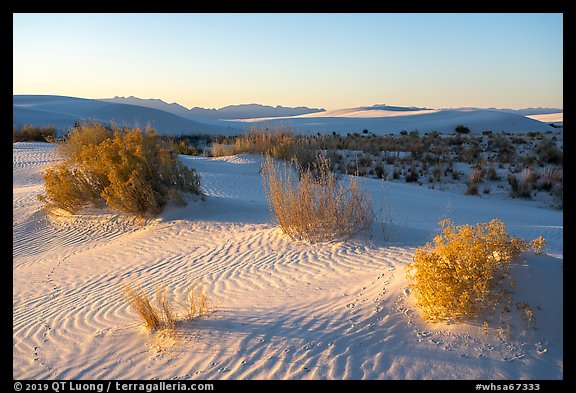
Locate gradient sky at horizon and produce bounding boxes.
[13,13,563,110]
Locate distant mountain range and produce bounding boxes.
[102,96,326,119]
[13,95,562,136]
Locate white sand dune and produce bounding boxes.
[13,95,238,136]
[13,143,563,379]
[526,112,563,124]
[229,108,555,135]
[292,107,439,118]
[14,95,558,136]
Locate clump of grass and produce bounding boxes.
[210,143,238,157]
[536,166,561,191]
[508,172,531,199]
[13,124,58,142]
[210,124,317,167]
[122,283,164,330]
[261,155,373,242]
[184,287,209,320]
[469,167,485,184]
[122,282,211,332]
[406,219,529,322]
[465,182,479,195]
[486,165,499,181]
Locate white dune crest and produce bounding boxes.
[526,112,563,123]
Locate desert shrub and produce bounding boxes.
[374,165,387,179]
[552,184,563,208]
[536,140,563,165]
[13,125,58,142]
[536,166,562,191]
[432,165,442,182]
[405,167,419,183]
[39,163,103,213]
[261,155,373,242]
[521,168,539,186]
[172,140,202,156]
[57,121,114,161]
[508,173,531,199]
[451,171,462,180]
[469,167,485,184]
[357,153,372,168]
[486,165,499,181]
[461,146,480,163]
[209,124,316,167]
[406,219,529,322]
[530,236,548,255]
[210,143,238,157]
[39,123,202,216]
[465,182,479,195]
[122,282,211,332]
[455,124,470,134]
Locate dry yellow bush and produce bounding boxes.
[40,122,202,217]
[530,236,548,255]
[406,219,529,322]
[261,155,373,242]
[57,121,114,162]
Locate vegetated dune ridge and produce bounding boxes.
[13,142,562,380]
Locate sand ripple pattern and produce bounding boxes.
[13,147,563,379]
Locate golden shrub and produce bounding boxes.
[530,236,548,255]
[406,219,529,322]
[41,123,202,217]
[261,155,373,242]
[57,121,113,161]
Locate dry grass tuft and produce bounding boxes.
[406,219,529,323]
[122,282,211,332]
[183,287,210,320]
[122,283,164,330]
[261,155,373,242]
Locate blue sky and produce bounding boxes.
[13,13,563,110]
